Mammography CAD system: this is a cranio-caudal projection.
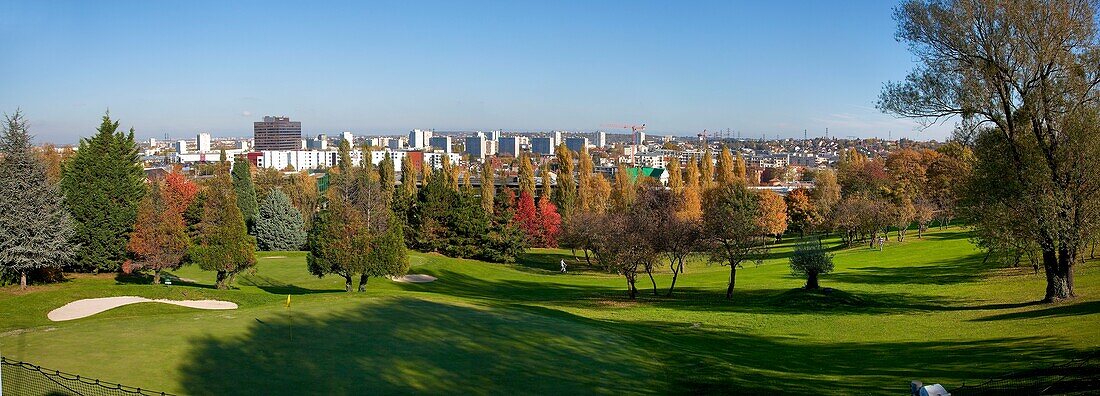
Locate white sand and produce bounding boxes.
[47,296,238,321]
[390,274,437,283]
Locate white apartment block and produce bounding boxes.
[197,133,212,153]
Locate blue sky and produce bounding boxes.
[0,0,953,144]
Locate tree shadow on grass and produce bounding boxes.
[392,269,624,303]
[828,251,996,286]
[177,297,1090,394]
[394,269,1032,316]
[970,300,1100,322]
[178,298,665,395]
[620,316,1090,394]
[236,274,344,295]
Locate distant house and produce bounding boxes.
[626,167,668,186]
[143,167,169,181]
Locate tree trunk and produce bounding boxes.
[667,259,681,297]
[358,274,368,292]
[344,275,353,292]
[20,271,27,289]
[646,267,658,296]
[805,271,819,290]
[153,269,161,285]
[583,249,592,266]
[1042,247,1075,302]
[215,271,228,290]
[726,266,737,299]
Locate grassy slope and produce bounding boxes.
[0,229,1097,394]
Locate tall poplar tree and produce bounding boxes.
[480,162,495,214]
[0,111,76,288]
[666,157,683,193]
[576,149,594,212]
[715,146,736,187]
[699,149,715,191]
[517,153,536,195]
[62,113,146,272]
[552,144,576,217]
[611,163,636,213]
[401,156,418,197]
[232,156,259,233]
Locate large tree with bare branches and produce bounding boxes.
[879,0,1100,301]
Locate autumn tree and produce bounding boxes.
[699,149,715,191]
[715,146,737,187]
[785,188,822,237]
[576,149,594,212]
[164,167,198,216]
[879,0,1100,301]
[811,168,841,215]
[285,171,319,229]
[480,162,495,214]
[587,174,612,214]
[678,157,703,221]
[702,183,765,299]
[35,143,66,184]
[514,190,541,245]
[611,163,635,213]
[253,167,284,201]
[552,144,576,217]
[0,111,76,288]
[666,157,683,194]
[517,153,536,195]
[401,156,418,197]
[733,152,747,185]
[538,193,562,247]
[756,190,788,242]
[127,179,189,284]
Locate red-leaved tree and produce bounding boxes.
[164,167,198,216]
[127,180,190,284]
[537,194,562,247]
[513,190,541,245]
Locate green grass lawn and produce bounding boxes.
[1,229,1097,394]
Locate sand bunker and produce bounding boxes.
[390,274,437,283]
[47,296,238,321]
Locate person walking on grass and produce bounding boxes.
[560,259,567,273]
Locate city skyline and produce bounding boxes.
[2,1,955,144]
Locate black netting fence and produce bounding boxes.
[1,357,174,396]
[949,354,1100,395]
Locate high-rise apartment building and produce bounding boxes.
[409,129,433,149]
[499,137,520,157]
[465,135,486,161]
[564,137,589,153]
[197,132,212,153]
[429,136,452,153]
[254,116,302,151]
[596,131,607,148]
[531,137,553,156]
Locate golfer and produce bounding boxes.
[560,259,567,273]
